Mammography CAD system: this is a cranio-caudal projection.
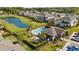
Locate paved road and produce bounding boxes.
[60,32,79,51]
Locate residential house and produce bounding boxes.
[57,16,78,28]
[47,13,66,24]
[0,11,3,15]
[65,13,78,18]
[58,13,66,18]
[44,27,65,41]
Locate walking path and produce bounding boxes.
[61,40,71,51]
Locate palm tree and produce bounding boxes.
[26,24,32,37]
[26,24,32,32]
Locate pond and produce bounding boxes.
[5,17,29,28]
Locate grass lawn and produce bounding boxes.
[0,15,47,50]
[0,19,26,33]
[0,15,47,33]
[4,35,32,51]
[19,34,47,47]
[4,35,17,42]
[22,44,32,51]
[36,40,66,51]
[67,25,79,36]
[14,16,47,28]
[18,40,32,51]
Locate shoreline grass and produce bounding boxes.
[0,15,47,33]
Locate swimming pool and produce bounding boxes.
[67,45,79,51]
[5,17,29,28]
[31,27,47,35]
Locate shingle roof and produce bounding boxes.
[44,27,65,36]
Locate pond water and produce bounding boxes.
[5,17,29,28]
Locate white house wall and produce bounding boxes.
[70,19,78,27]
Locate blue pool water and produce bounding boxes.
[5,17,29,28]
[67,45,79,51]
[32,27,47,35]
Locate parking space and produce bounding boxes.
[70,32,79,42]
[61,32,79,51]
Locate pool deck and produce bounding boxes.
[31,27,47,35]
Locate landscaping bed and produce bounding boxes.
[18,40,32,51]
[19,34,48,48]
[36,40,66,51]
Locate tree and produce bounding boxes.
[0,7,24,14]
[48,19,55,27]
[65,31,68,36]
